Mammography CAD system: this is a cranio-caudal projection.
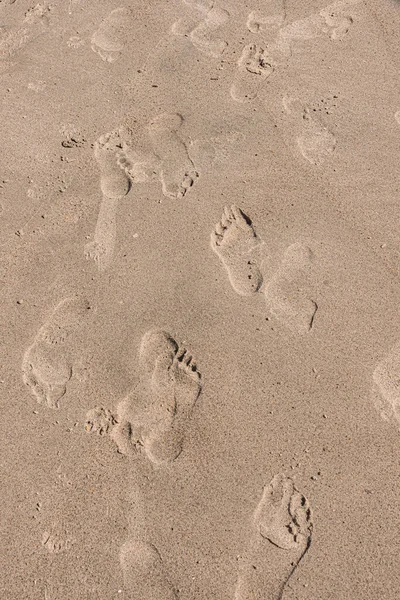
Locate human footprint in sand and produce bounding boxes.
[211,205,264,296]
[87,329,202,466]
[235,474,313,600]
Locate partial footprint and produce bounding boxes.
[211,205,263,296]
[189,6,230,58]
[115,329,201,466]
[246,10,284,34]
[235,474,313,600]
[22,297,91,409]
[0,3,50,61]
[372,345,400,427]
[85,407,117,436]
[91,8,131,63]
[264,243,318,334]
[148,113,198,200]
[120,539,178,600]
[230,44,274,103]
[320,0,356,40]
[173,1,229,58]
[283,97,336,166]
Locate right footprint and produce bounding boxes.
[86,329,202,466]
[22,296,91,409]
[211,205,264,296]
[264,243,318,334]
[235,474,313,600]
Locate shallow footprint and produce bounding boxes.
[120,539,178,600]
[211,205,263,297]
[22,297,91,409]
[283,97,336,166]
[264,243,318,334]
[148,113,198,199]
[91,8,131,63]
[231,44,274,103]
[235,474,313,600]
[189,6,230,58]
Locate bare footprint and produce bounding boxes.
[231,44,274,103]
[235,474,313,600]
[283,97,336,166]
[94,130,131,199]
[114,329,201,466]
[148,113,199,199]
[22,297,91,409]
[91,8,131,63]
[120,539,178,600]
[372,344,400,427]
[211,205,263,297]
[190,6,230,57]
[85,130,131,270]
[264,243,318,334]
[246,10,284,34]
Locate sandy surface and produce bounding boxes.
[1,0,400,598]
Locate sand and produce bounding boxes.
[1,0,400,598]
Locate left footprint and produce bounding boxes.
[22,297,92,409]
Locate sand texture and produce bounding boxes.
[1,0,400,598]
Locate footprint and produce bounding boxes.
[85,407,117,436]
[94,130,131,200]
[116,329,201,466]
[0,3,50,61]
[22,297,91,409]
[189,6,230,58]
[211,205,263,297]
[91,8,131,63]
[148,113,199,200]
[230,44,274,103]
[283,97,336,166]
[120,539,178,599]
[320,0,356,40]
[372,345,400,427]
[246,10,284,34]
[264,243,318,334]
[173,1,229,58]
[235,474,313,600]
[85,130,131,271]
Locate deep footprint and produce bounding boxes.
[235,474,313,600]
[264,243,318,334]
[148,113,199,199]
[22,296,91,409]
[120,539,178,600]
[211,205,263,296]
